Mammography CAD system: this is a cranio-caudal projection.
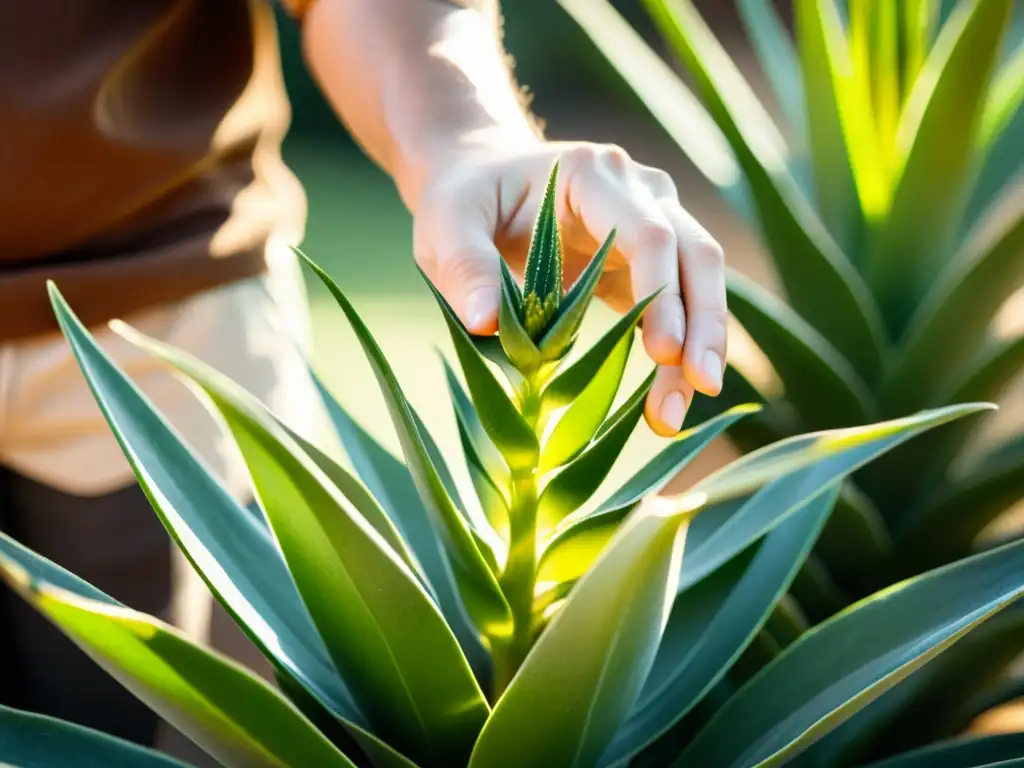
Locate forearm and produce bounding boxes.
[299,0,541,210]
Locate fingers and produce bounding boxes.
[645,365,695,437]
[414,193,501,335]
[560,147,684,367]
[661,202,727,396]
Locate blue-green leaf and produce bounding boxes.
[47,287,372,736]
[863,734,1024,768]
[120,326,492,766]
[674,537,1024,767]
[0,705,190,768]
[303,254,513,642]
[601,486,838,765]
[310,372,492,683]
[0,537,355,768]
[727,270,874,428]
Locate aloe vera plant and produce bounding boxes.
[556,0,1024,760]
[0,164,1020,767]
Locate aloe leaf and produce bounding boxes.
[302,255,513,639]
[443,360,511,542]
[523,161,563,312]
[867,0,1014,331]
[680,404,993,588]
[539,305,645,473]
[799,606,1024,766]
[863,733,1024,768]
[473,334,523,385]
[536,407,756,589]
[641,0,887,380]
[538,229,616,361]
[0,704,191,768]
[978,37,1024,150]
[310,372,492,683]
[0,541,355,768]
[556,0,755,222]
[901,0,941,93]
[542,292,654,411]
[410,405,503,575]
[121,328,492,765]
[851,0,900,153]
[727,270,874,428]
[601,487,838,766]
[277,421,427,585]
[795,0,875,255]
[417,271,539,469]
[737,0,808,155]
[674,536,1024,768]
[814,484,893,592]
[883,195,1024,416]
[537,370,655,531]
[46,288,369,732]
[902,436,1024,568]
[498,257,540,372]
[469,495,700,768]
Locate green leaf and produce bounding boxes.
[418,270,539,470]
[536,406,756,589]
[883,195,1024,416]
[473,334,523,385]
[727,270,874,428]
[800,606,1024,766]
[121,327,491,766]
[851,0,900,155]
[641,0,887,380]
[47,288,368,732]
[600,486,838,766]
[867,0,1014,330]
[537,229,616,361]
[901,0,941,95]
[795,0,874,255]
[443,360,510,543]
[523,161,563,313]
[497,258,540,372]
[0,550,355,768]
[310,372,492,683]
[674,536,1024,768]
[556,0,755,222]
[539,301,650,473]
[978,37,1024,151]
[902,436,1024,568]
[537,370,655,531]
[814,484,893,593]
[737,0,808,156]
[0,704,191,768]
[681,404,993,587]
[469,494,700,768]
[302,254,513,642]
[863,734,1024,768]
[541,292,654,411]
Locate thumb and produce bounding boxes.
[414,198,502,335]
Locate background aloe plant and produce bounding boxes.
[0,163,1020,767]
[556,0,1024,759]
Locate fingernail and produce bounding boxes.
[464,287,499,331]
[659,391,686,433]
[702,350,723,390]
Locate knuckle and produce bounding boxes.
[633,220,677,255]
[689,236,725,268]
[599,143,631,173]
[644,167,677,198]
[563,143,602,174]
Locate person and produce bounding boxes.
[0,0,727,758]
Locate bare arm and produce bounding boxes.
[299,0,537,209]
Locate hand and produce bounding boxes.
[412,137,727,436]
